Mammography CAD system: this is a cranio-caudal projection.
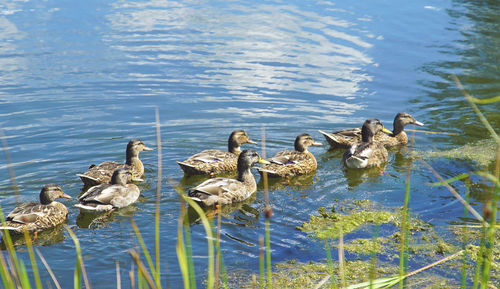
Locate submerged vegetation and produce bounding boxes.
[423,138,498,167]
[0,82,499,289]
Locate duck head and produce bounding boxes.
[294,133,322,153]
[110,168,133,185]
[228,130,257,154]
[127,139,154,158]
[237,149,270,173]
[361,118,392,142]
[393,113,424,135]
[39,184,72,205]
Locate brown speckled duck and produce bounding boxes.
[0,185,71,234]
[75,168,140,212]
[177,130,257,176]
[257,133,322,178]
[319,112,424,149]
[342,118,392,169]
[77,139,153,188]
[188,149,269,206]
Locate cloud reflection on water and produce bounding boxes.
[106,0,375,122]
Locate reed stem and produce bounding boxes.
[154,107,162,288]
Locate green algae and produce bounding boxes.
[449,225,500,281]
[298,206,395,239]
[423,138,498,167]
[297,199,430,240]
[267,199,499,288]
[231,258,460,289]
[342,237,392,255]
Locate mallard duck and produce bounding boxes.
[319,112,424,149]
[177,130,257,176]
[257,133,322,178]
[342,118,392,169]
[0,185,71,233]
[77,139,153,188]
[188,149,269,206]
[75,168,140,212]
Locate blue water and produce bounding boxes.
[1,0,498,288]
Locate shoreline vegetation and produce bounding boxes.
[1,79,499,288]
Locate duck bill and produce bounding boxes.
[143,146,154,151]
[60,193,72,199]
[247,139,258,145]
[413,120,424,127]
[132,176,145,182]
[311,142,322,146]
[258,157,271,165]
[381,127,393,135]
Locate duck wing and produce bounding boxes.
[188,178,247,206]
[79,184,129,205]
[260,150,317,177]
[178,150,238,175]
[333,127,362,139]
[6,202,46,224]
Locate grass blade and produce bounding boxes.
[129,263,136,289]
[264,218,272,289]
[130,219,156,279]
[154,107,162,288]
[18,259,32,289]
[348,250,463,289]
[258,236,265,288]
[422,160,487,226]
[181,195,215,289]
[36,248,62,289]
[116,261,122,289]
[182,213,196,289]
[176,200,190,289]
[0,248,14,289]
[0,205,22,288]
[65,226,91,289]
[338,226,345,288]
[324,239,337,289]
[466,95,500,104]
[369,225,379,289]
[480,142,499,288]
[129,249,157,289]
[452,75,499,141]
[261,127,272,289]
[23,230,42,289]
[460,178,471,289]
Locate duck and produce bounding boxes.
[188,149,269,206]
[319,112,424,149]
[342,118,392,169]
[77,139,153,188]
[0,184,72,234]
[75,168,140,212]
[177,130,257,176]
[257,134,322,178]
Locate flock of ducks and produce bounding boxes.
[0,112,423,235]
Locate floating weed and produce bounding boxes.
[297,200,429,240]
[233,259,400,289]
[423,138,497,167]
[342,237,391,255]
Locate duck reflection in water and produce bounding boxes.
[343,164,390,189]
[186,192,259,228]
[76,205,139,229]
[258,171,316,192]
[0,223,67,249]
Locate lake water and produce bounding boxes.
[0,0,498,288]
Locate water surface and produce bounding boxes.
[0,0,498,287]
